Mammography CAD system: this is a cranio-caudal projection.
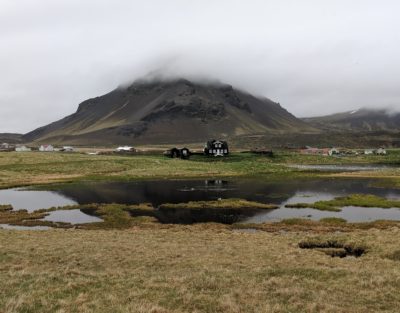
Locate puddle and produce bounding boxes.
[233,228,258,233]
[0,188,77,212]
[0,224,51,230]
[42,209,103,224]
[288,164,398,172]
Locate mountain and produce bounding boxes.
[0,133,22,144]
[304,108,400,132]
[23,79,315,145]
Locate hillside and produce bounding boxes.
[0,133,22,144]
[304,108,400,132]
[23,79,316,145]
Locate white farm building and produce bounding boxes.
[39,145,54,152]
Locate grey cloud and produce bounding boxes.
[1,0,400,132]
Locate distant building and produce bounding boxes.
[163,147,191,159]
[375,148,387,155]
[0,143,14,151]
[39,145,54,152]
[115,146,136,153]
[60,146,74,152]
[328,148,340,156]
[204,140,229,157]
[15,145,31,152]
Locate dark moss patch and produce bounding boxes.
[299,238,367,258]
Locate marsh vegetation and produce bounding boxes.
[1,150,400,312]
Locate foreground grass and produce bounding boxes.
[235,218,400,233]
[286,194,400,212]
[1,227,400,312]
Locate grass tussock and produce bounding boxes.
[159,198,278,210]
[0,204,13,212]
[286,194,400,212]
[80,203,157,229]
[319,217,347,224]
[386,250,400,261]
[299,237,367,258]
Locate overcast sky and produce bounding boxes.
[1,0,400,133]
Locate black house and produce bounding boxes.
[163,147,191,159]
[204,140,229,157]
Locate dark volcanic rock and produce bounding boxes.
[23,78,314,144]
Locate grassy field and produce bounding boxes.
[0,150,399,189]
[1,150,400,312]
[1,227,400,313]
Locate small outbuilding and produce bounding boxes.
[204,140,229,157]
[60,146,74,152]
[163,147,191,159]
[39,145,54,152]
[1,143,10,149]
[115,146,135,153]
[375,147,387,155]
[15,145,32,152]
[328,148,340,156]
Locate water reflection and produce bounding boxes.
[1,178,400,224]
[43,209,103,224]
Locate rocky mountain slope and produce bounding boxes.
[23,79,316,145]
[304,108,400,132]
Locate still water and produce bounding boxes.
[1,178,400,224]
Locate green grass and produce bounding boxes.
[159,198,278,210]
[0,152,296,189]
[0,150,398,189]
[319,217,347,224]
[0,203,158,229]
[0,204,13,212]
[286,194,400,212]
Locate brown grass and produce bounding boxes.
[1,227,400,312]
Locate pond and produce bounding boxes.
[1,178,400,225]
[287,164,399,172]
